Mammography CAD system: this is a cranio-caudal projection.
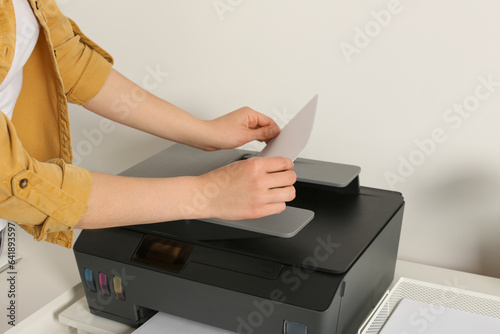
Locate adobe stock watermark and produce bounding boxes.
[5,223,17,327]
[213,0,243,21]
[385,74,500,190]
[108,64,169,121]
[339,0,416,64]
[236,235,341,334]
[178,155,251,217]
[17,15,38,46]
[72,65,169,166]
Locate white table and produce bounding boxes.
[5,260,500,334]
[0,228,82,334]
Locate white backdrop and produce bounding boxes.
[61,0,500,278]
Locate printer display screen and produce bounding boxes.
[132,235,193,272]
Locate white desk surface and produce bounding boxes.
[4,259,500,334]
[0,229,83,334]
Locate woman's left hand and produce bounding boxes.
[201,106,280,151]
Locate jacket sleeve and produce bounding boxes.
[0,1,114,248]
[0,113,92,248]
[39,0,114,105]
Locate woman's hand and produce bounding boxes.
[200,107,281,151]
[186,156,296,220]
[76,156,296,229]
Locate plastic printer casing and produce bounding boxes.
[73,144,405,334]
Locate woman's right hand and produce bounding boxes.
[186,156,297,220]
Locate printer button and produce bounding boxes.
[284,320,308,334]
[84,268,97,292]
[113,276,126,301]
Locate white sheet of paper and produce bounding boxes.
[132,312,236,334]
[379,298,500,334]
[258,95,318,161]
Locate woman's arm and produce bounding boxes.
[83,69,280,151]
[75,69,296,229]
[75,156,296,229]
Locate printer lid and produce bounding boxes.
[124,183,403,275]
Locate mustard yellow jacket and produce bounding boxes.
[0,0,113,248]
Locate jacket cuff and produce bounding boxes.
[12,160,92,247]
[64,17,114,106]
[65,49,113,106]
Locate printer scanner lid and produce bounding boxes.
[124,184,403,275]
[120,144,404,275]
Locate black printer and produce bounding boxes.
[73,144,405,334]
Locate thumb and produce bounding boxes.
[251,124,280,142]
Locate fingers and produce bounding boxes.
[268,185,296,202]
[242,157,295,184]
[245,107,277,129]
[203,156,296,220]
[244,156,296,203]
[257,202,288,217]
[262,156,294,173]
[251,125,280,143]
[265,169,296,189]
[242,107,281,142]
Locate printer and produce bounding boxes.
[73,144,405,334]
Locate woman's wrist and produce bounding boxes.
[185,119,224,151]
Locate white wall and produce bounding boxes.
[61,0,500,278]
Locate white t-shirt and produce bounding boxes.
[0,0,40,232]
[0,0,40,119]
